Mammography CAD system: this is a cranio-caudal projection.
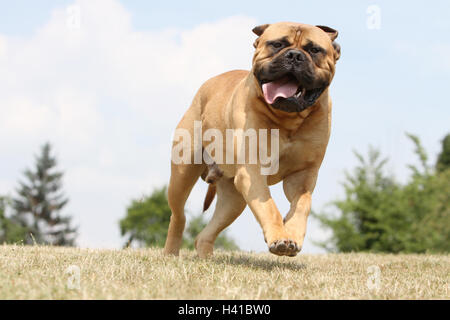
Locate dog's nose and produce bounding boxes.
[285,49,304,63]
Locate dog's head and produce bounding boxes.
[252,22,340,113]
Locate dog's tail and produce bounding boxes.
[203,184,216,212]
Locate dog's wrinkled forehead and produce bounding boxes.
[253,22,337,52]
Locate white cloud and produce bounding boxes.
[394,40,450,73]
[0,0,267,250]
[0,35,7,59]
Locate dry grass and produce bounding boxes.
[0,244,448,299]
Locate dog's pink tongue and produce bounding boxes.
[262,80,298,104]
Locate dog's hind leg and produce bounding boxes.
[164,162,204,255]
[164,97,206,255]
[195,177,246,258]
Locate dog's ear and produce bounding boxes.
[252,24,270,36]
[316,25,340,61]
[316,25,338,41]
[332,42,341,61]
[252,24,270,48]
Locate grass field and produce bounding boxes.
[0,245,448,299]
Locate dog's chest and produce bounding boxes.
[273,133,326,179]
[280,137,314,164]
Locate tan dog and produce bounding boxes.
[164,22,340,257]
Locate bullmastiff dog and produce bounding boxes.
[164,22,340,257]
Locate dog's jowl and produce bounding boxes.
[164,22,340,258]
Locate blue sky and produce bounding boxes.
[0,0,449,253]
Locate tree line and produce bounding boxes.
[0,143,237,250]
[0,143,76,245]
[314,133,449,253]
[1,133,448,253]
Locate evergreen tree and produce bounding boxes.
[314,134,449,253]
[436,133,450,172]
[12,143,77,246]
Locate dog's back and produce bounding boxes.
[195,69,248,118]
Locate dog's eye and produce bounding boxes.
[269,41,284,49]
[309,47,321,54]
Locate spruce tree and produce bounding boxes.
[12,143,77,246]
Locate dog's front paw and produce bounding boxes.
[268,239,301,257]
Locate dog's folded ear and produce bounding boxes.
[252,24,270,48]
[252,24,270,36]
[332,42,341,61]
[316,25,340,61]
[316,25,338,41]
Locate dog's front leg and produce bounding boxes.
[234,165,298,256]
[282,168,320,256]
